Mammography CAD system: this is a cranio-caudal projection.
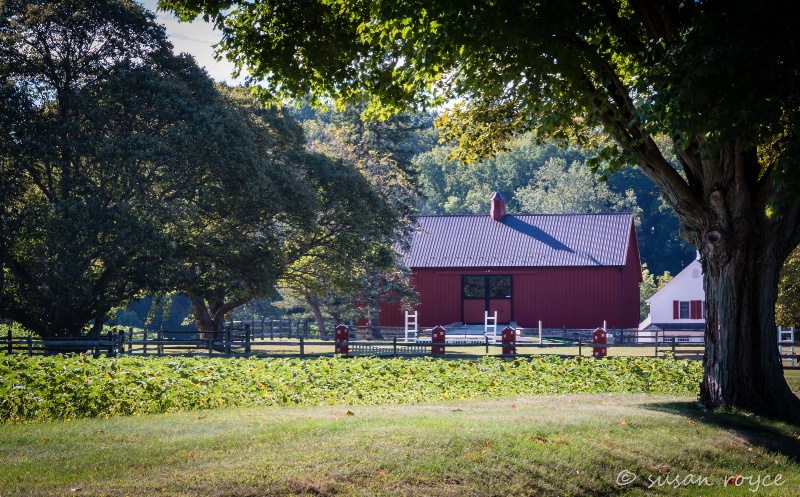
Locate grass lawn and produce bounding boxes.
[2,393,800,496]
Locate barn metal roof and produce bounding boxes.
[404,213,635,268]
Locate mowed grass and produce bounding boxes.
[2,393,800,497]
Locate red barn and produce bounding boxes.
[380,193,642,329]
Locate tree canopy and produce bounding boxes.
[0,0,181,337]
[0,0,396,340]
[162,0,800,420]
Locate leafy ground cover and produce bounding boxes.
[0,354,701,423]
[1,394,799,496]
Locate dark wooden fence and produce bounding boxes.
[3,322,798,365]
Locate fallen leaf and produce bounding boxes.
[453,426,461,431]
[188,451,194,460]
[465,454,474,459]
[378,471,386,476]
[41,436,50,441]
[510,404,517,409]
[70,487,83,492]
[346,411,355,416]
[197,415,207,420]
[620,420,627,426]
[688,419,696,425]
[450,409,463,412]
[536,436,545,444]
[480,450,487,454]
[555,438,563,444]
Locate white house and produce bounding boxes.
[638,257,705,343]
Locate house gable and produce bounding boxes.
[645,259,705,325]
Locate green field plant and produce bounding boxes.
[0,354,701,423]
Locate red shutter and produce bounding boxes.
[673,300,679,319]
[692,300,703,319]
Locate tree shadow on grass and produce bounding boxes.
[640,400,800,463]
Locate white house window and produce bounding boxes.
[673,300,704,320]
[679,301,690,319]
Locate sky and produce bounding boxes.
[139,0,244,84]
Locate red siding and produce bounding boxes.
[380,221,642,330]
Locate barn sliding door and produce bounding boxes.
[462,275,513,324]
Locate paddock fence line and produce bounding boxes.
[1,323,797,366]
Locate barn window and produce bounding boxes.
[463,276,485,299]
[462,275,513,299]
[488,276,512,298]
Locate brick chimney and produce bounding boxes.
[490,191,506,221]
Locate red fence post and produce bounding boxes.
[431,325,446,356]
[501,326,516,358]
[335,325,349,355]
[592,327,607,358]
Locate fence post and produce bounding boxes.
[485,336,489,355]
[143,329,148,356]
[244,324,251,354]
[208,335,213,357]
[158,326,164,356]
[7,328,11,354]
[300,336,305,359]
[335,325,349,355]
[578,338,582,357]
[671,337,676,355]
[592,327,607,359]
[431,325,446,356]
[501,326,517,360]
[27,335,32,356]
[127,328,133,353]
[393,336,397,357]
[270,320,275,340]
[654,330,660,357]
[118,330,124,356]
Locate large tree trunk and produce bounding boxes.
[671,143,800,422]
[700,212,800,420]
[367,307,383,339]
[303,292,328,339]
[186,289,243,341]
